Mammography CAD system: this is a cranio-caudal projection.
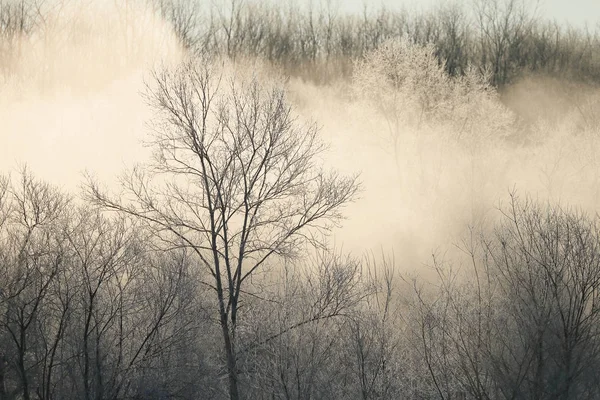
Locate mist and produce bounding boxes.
[0,0,182,187]
[2,0,598,260]
[287,64,600,267]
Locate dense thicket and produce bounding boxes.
[165,0,600,86]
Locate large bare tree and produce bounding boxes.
[86,59,360,400]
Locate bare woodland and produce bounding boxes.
[1,0,600,399]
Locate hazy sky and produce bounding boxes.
[335,0,599,28]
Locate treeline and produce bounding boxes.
[0,171,217,399]
[163,0,600,86]
[1,0,600,87]
[4,176,600,399]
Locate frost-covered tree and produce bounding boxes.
[353,37,514,144]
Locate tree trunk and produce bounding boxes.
[220,311,239,400]
[0,353,7,400]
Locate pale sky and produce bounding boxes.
[333,0,599,28]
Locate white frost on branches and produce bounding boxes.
[353,37,514,143]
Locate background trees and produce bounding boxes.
[2,0,600,86]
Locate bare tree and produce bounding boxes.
[410,194,600,399]
[86,59,360,400]
[473,0,538,85]
[0,170,70,400]
[484,195,600,399]
[151,0,202,50]
[0,168,201,400]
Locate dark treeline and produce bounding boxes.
[1,0,600,86]
[153,0,600,85]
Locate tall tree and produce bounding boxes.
[86,59,360,400]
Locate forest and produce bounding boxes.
[1,0,600,399]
